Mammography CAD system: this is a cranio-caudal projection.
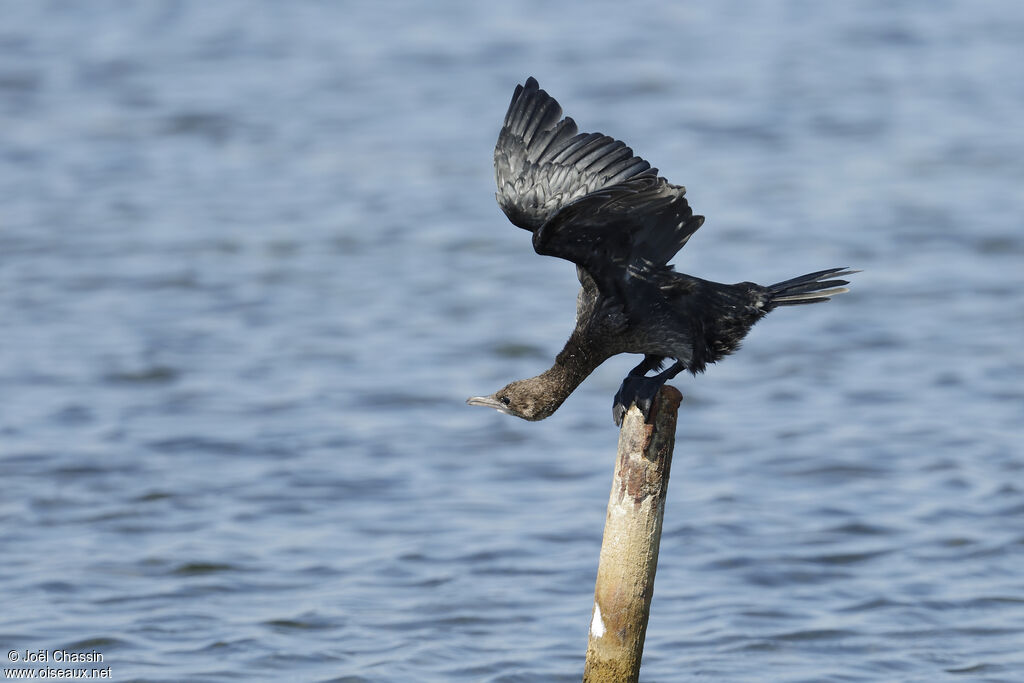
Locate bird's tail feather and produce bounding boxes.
[768,267,858,306]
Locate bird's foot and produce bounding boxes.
[612,374,666,427]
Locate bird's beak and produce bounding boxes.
[466,395,503,410]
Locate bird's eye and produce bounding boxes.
[499,396,511,406]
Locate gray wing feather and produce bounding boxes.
[533,176,704,299]
[494,77,656,231]
[494,77,706,315]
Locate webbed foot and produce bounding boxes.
[612,375,666,427]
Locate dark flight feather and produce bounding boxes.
[494,76,658,231]
[495,77,704,304]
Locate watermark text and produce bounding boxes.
[6,650,110,679]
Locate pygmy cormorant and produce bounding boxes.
[467,77,856,425]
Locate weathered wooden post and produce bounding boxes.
[583,385,682,683]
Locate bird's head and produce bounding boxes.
[466,377,565,421]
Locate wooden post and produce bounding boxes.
[583,385,682,683]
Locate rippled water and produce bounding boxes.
[2,2,1023,681]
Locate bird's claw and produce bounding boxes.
[612,375,664,427]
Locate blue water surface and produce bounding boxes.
[2,2,1023,681]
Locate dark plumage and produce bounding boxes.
[467,77,856,425]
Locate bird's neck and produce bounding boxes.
[512,331,609,421]
[538,332,607,402]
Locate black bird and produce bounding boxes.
[467,77,855,425]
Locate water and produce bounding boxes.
[2,1,1022,681]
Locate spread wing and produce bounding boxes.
[494,77,656,231]
[494,77,705,309]
[533,176,704,300]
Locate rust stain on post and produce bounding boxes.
[584,385,682,683]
